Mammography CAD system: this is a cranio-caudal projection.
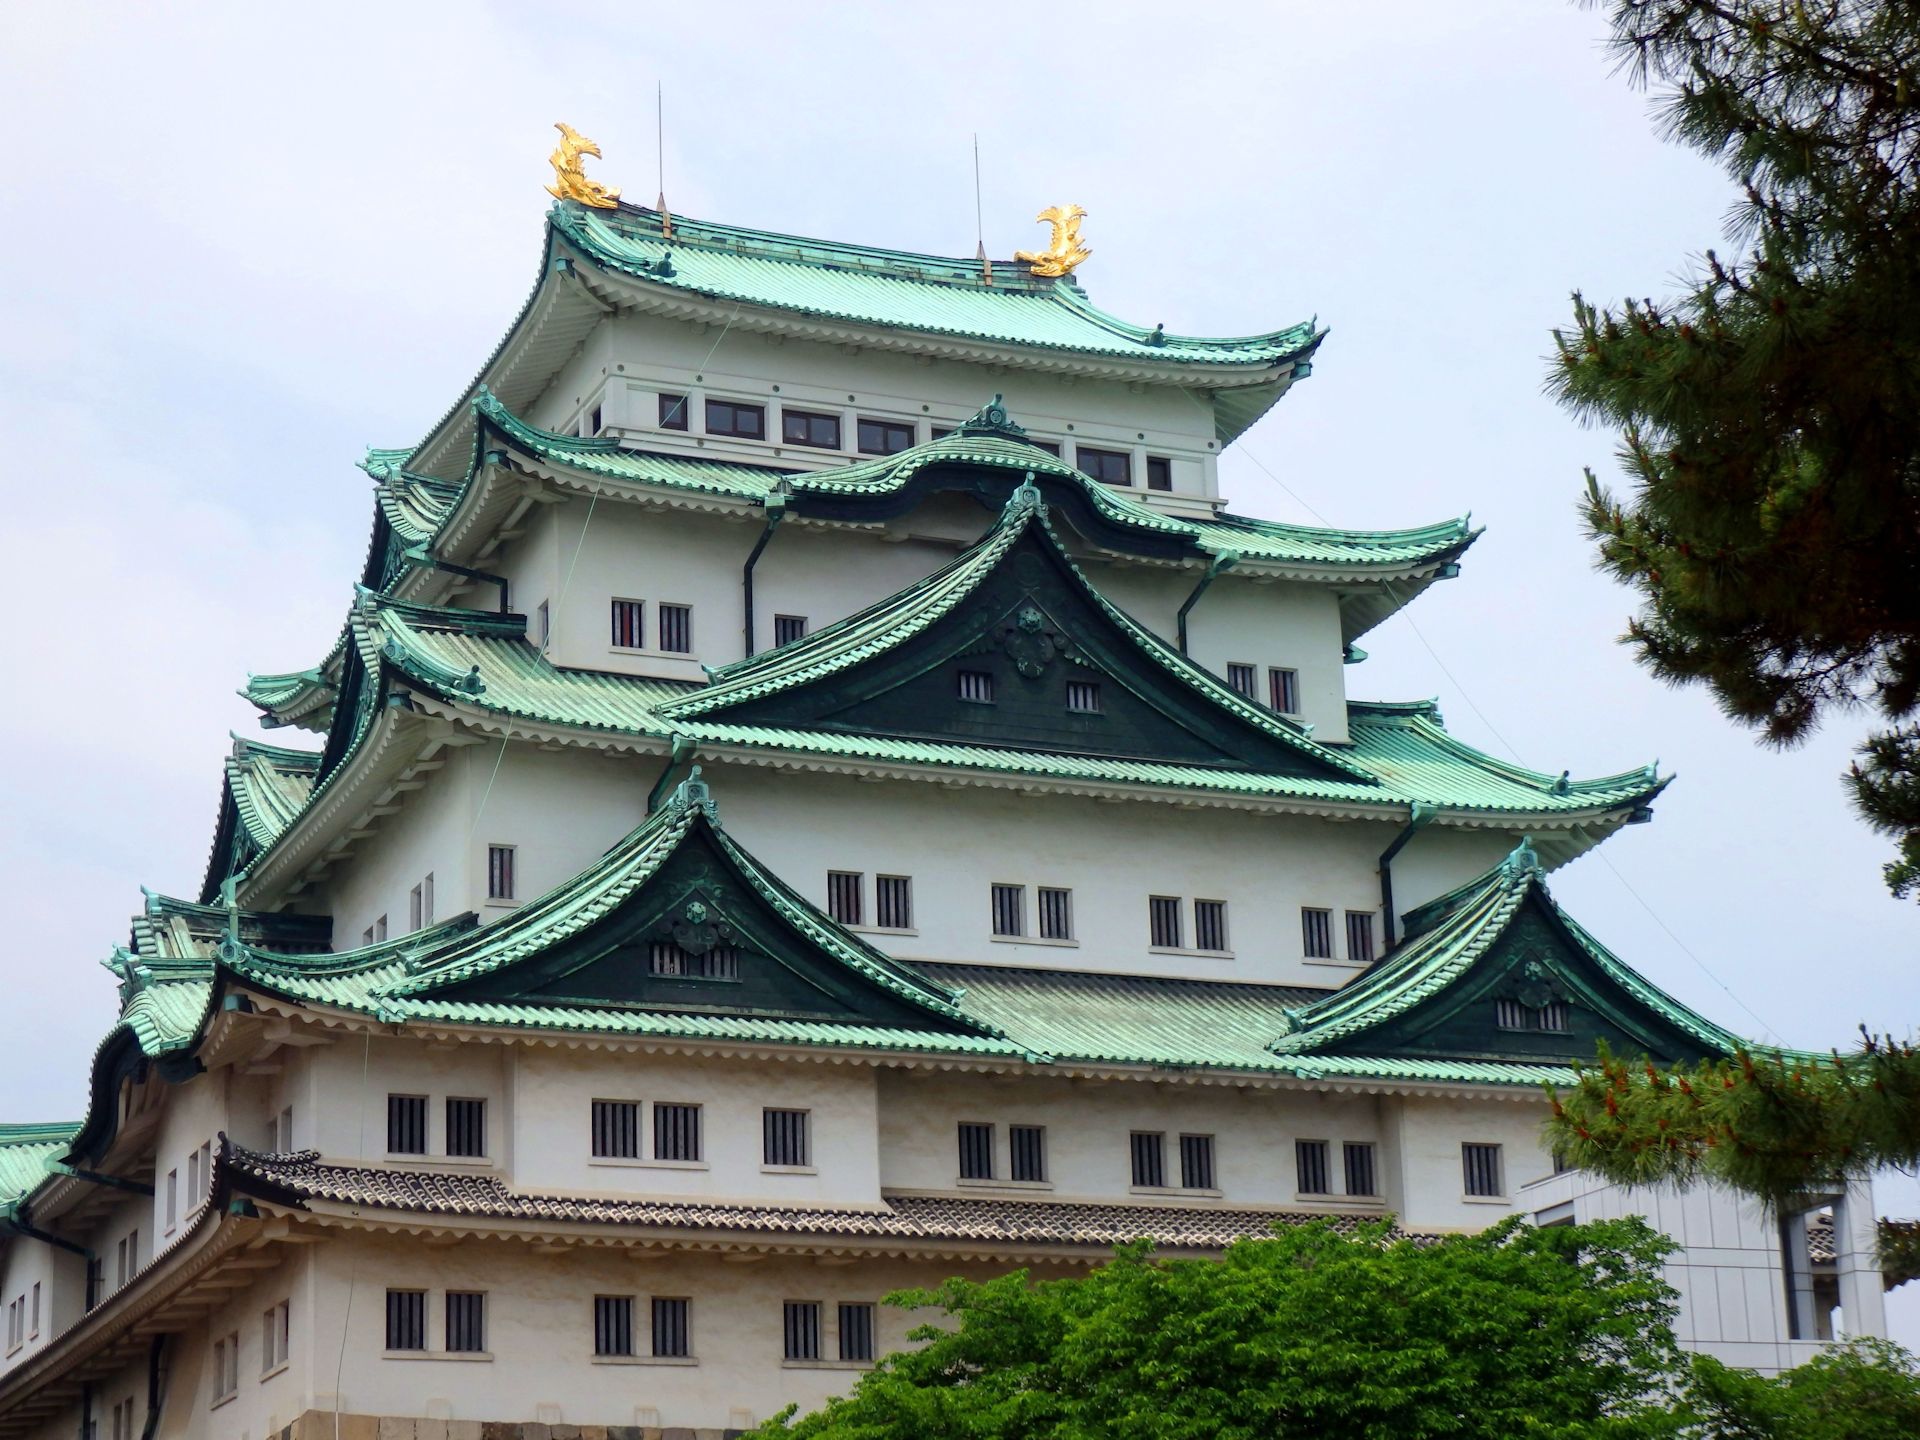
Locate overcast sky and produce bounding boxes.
[2,1,1913,1340]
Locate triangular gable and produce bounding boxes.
[663,487,1371,781]
[1272,842,1744,1066]
[384,776,992,1035]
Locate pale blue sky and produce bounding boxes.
[1,0,1912,1340]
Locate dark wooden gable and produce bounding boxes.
[705,522,1346,776]
[431,820,964,1029]
[1329,891,1731,1066]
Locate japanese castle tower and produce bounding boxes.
[0,137,1892,1440]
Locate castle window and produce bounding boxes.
[595,1295,635,1357]
[1296,1139,1331,1195]
[445,1291,486,1353]
[387,1094,428,1155]
[1130,1131,1166,1188]
[990,884,1025,937]
[1495,998,1529,1030]
[838,1303,876,1363]
[658,603,693,653]
[409,873,434,931]
[487,845,516,901]
[783,1301,821,1362]
[1037,886,1073,941]
[1179,1133,1217,1190]
[1194,899,1229,953]
[1148,895,1182,949]
[262,1300,290,1374]
[653,1103,702,1163]
[705,398,764,439]
[1540,1001,1570,1032]
[7,1299,21,1353]
[1345,911,1376,964]
[537,600,551,648]
[612,598,646,648]
[445,1097,486,1158]
[1077,446,1131,486]
[362,914,387,947]
[764,1108,811,1168]
[592,1100,641,1159]
[1301,907,1333,959]
[658,393,689,431]
[930,426,956,441]
[211,1330,240,1402]
[1462,1143,1505,1198]
[110,1398,134,1440]
[957,1122,994,1180]
[649,940,739,979]
[827,871,864,926]
[273,1105,293,1152]
[783,409,841,449]
[385,1290,426,1352]
[584,405,602,437]
[27,1284,37,1340]
[1066,680,1102,713]
[1269,667,1300,714]
[165,1169,177,1230]
[1009,1124,1047,1182]
[774,614,808,646]
[1225,663,1258,699]
[1146,455,1173,491]
[1029,439,1062,456]
[875,874,913,930]
[115,1230,138,1289]
[957,669,995,704]
[1344,1142,1378,1198]
[857,417,915,455]
[650,1297,691,1358]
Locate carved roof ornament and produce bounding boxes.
[1014,204,1091,277]
[547,122,620,209]
[957,393,1030,441]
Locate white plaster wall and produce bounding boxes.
[146,1248,310,1440]
[0,1235,69,1378]
[147,1070,230,1250]
[513,1050,881,1206]
[1383,1094,1553,1233]
[302,1035,513,1171]
[313,746,477,951]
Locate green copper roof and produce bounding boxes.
[554,203,1321,373]
[224,738,320,851]
[0,1123,81,1218]
[462,390,1476,576]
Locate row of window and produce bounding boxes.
[647,392,1178,490]
[385,1287,878,1365]
[388,1095,815,1169]
[3,1283,39,1354]
[611,597,695,654]
[210,1300,291,1406]
[1224,663,1300,715]
[360,873,437,946]
[953,666,1300,720]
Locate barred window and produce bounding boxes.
[653,1104,702,1163]
[876,875,913,930]
[611,598,646,648]
[990,883,1025,937]
[387,1094,427,1155]
[1345,911,1375,964]
[1344,1142,1378,1198]
[1148,895,1182,948]
[827,871,863,926]
[957,669,995,704]
[783,409,841,449]
[1076,446,1131,486]
[957,1122,994,1180]
[1029,439,1062,456]
[649,940,739,979]
[1495,998,1529,1030]
[1301,907,1333,959]
[1065,680,1102,713]
[783,1301,821,1362]
[838,1302,876,1362]
[1194,899,1229,953]
[385,1290,426,1352]
[1296,1139,1331,1195]
[487,845,515,901]
[262,1300,290,1373]
[705,398,764,439]
[1462,1143,1504,1198]
[1009,1124,1046,1183]
[445,1291,485,1353]
[774,614,808,647]
[658,603,693,654]
[658,392,689,431]
[650,1296,691,1358]
[1225,663,1258,698]
[212,1330,239,1400]
[1180,1133,1216,1191]
[1037,886,1073,941]
[445,1097,486,1158]
[857,417,915,455]
[594,1294,634,1357]
[1130,1131,1166,1188]
[764,1108,810,1168]
[1146,455,1173,492]
[1268,667,1300,714]
[1539,1001,1570,1033]
[592,1099,640,1159]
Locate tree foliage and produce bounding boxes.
[1545,1037,1920,1209]
[1677,1338,1920,1438]
[752,1218,1685,1440]
[1548,1,1920,896]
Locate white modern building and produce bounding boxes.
[0,145,1893,1440]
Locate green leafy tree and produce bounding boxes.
[1677,1337,1920,1438]
[753,1218,1686,1440]
[1548,1,1920,897]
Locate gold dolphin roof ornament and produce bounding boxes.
[547,122,620,209]
[1014,204,1091,277]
